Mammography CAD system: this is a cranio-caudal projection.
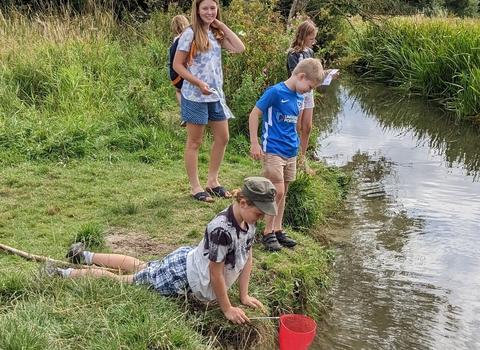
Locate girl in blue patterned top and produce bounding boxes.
[173,0,245,203]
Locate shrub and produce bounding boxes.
[222,0,289,135]
[284,165,350,231]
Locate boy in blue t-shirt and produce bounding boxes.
[249,58,325,251]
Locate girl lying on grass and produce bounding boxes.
[40,177,277,324]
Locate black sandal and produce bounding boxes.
[191,191,214,202]
[206,186,231,198]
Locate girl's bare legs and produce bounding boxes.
[206,120,230,194]
[297,108,315,174]
[297,108,313,158]
[296,109,304,136]
[68,253,147,282]
[175,89,182,106]
[185,123,213,200]
[91,253,146,272]
[69,268,135,283]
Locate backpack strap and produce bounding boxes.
[172,74,182,86]
[185,40,196,67]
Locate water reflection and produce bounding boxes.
[313,75,480,350]
[317,76,480,180]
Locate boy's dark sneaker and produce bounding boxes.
[66,242,85,264]
[262,232,282,251]
[275,230,297,247]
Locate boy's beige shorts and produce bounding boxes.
[262,153,297,183]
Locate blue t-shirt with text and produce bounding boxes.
[255,82,303,158]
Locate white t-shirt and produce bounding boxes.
[177,27,224,103]
[186,205,255,301]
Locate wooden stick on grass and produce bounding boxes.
[0,242,119,273]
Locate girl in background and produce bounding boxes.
[287,20,339,174]
[173,0,245,202]
[169,14,190,107]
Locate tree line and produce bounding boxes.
[1,0,478,19]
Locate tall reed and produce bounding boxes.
[348,15,480,121]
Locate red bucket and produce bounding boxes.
[278,314,317,350]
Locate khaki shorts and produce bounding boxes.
[262,153,297,183]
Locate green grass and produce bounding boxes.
[1,274,213,350]
[0,5,350,349]
[0,158,347,349]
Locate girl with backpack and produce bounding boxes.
[173,0,245,203]
[169,14,190,107]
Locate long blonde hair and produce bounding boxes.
[191,0,225,52]
[170,14,190,37]
[288,20,318,53]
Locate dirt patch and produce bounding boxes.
[105,227,175,259]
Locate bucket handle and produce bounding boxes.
[249,316,280,320]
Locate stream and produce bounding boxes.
[312,76,480,350]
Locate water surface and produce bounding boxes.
[313,77,480,350]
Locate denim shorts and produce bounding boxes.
[181,96,227,125]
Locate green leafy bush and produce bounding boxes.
[284,166,350,231]
[222,0,290,135]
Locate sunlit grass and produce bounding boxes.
[0,7,176,164]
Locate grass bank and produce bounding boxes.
[0,158,346,349]
[347,15,480,122]
[0,5,349,349]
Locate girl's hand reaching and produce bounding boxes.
[224,306,250,324]
[326,69,340,80]
[241,295,265,310]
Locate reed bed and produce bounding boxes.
[348,15,480,121]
